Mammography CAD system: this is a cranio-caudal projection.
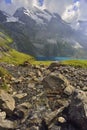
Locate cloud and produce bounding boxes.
[42,0,87,22]
[62,1,80,23]
[0,0,73,15]
[0,0,46,14]
[0,0,87,22]
[44,0,72,15]
[33,0,46,9]
[0,0,32,14]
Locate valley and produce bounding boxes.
[0,2,87,130]
[0,6,87,58]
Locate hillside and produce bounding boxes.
[0,25,35,65]
[0,15,87,130]
[0,25,52,66]
[0,7,87,58]
[0,2,87,130]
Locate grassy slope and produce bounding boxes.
[0,34,87,67]
[0,49,35,65]
[61,60,87,68]
[0,26,87,68]
[0,30,51,65]
[0,30,35,64]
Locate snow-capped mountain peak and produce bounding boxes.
[0,7,87,58]
[13,6,53,25]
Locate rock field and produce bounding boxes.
[0,62,87,130]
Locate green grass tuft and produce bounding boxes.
[0,67,11,90]
[0,49,35,65]
[0,49,52,65]
[0,67,10,77]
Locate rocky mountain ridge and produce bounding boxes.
[0,62,87,130]
[0,7,87,58]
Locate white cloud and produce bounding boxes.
[0,0,46,14]
[43,0,87,22]
[62,1,80,23]
[0,0,32,14]
[0,0,73,15]
[33,0,40,7]
[44,0,72,15]
[0,0,87,22]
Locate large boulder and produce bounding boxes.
[60,89,87,130]
[0,90,15,112]
[43,73,74,95]
[43,73,65,90]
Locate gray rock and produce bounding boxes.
[13,102,32,122]
[43,73,65,91]
[58,117,66,123]
[14,93,27,99]
[76,89,87,116]
[64,85,75,96]
[67,90,87,130]
[50,125,61,130]
[0,119,16,129]
[44,106,66,126]
[0,111,6,120]
[29,126,39,130]
[0,112,16,129]
[48,62,62,70]
[0,89,15,112]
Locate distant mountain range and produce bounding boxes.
[0,6,87,58]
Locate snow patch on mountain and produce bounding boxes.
[24,7,52,24]
[7,16,18,22]
[73,42,83,49]
[14,6,53,25]
[24,9,44,24]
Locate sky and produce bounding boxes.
[0,0,87,23]
[5,0,12,4]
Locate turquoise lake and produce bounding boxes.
[36,57,87,61]
[36,57,74,61]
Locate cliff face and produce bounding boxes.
[0,62,87,130]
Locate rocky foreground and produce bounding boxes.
[0,62,87,130]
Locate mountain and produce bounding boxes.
[0,6,87,58]
[76,20,87,35]
[14,7,52,25]
[0,10,7,23]
[0,24,34,64]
